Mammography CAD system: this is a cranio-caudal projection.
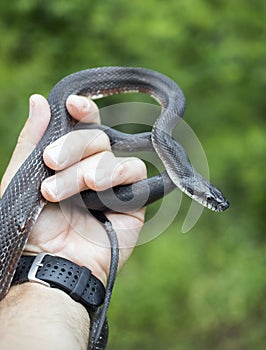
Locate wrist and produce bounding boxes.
[0,283,90,350]
[12,253,106,312]
[23,249,108,287]
[59,252,108,287]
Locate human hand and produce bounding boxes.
[0,94,147,285]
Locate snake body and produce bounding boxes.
[0,67,229,349]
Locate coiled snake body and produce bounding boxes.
[0,67,229,349]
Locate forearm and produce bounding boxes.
[0,283,90,350]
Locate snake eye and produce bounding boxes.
[206,196,213,203]
[187,187,194,196]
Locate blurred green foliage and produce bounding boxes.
[0,0,265,349]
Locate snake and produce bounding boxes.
[0,67,229,349]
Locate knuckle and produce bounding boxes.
[76,129,110,153]
[93,130,110,149]
[115,157,147,180]
[115,161,127,178]
[131,157,147,177]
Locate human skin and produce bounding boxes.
[0,94,147,349]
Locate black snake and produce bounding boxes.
[0,67,229,349]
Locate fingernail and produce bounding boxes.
[45,146,62,166]
[68,95,91,111]
[42,177,59,199]
[45,137,67,166]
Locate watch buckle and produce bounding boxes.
[28,252,52,287]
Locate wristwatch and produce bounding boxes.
[11,252,105,311]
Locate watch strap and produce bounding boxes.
[11,253,105,310]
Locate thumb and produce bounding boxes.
[0,94,51,196]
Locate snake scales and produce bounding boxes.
[0,67,229,349]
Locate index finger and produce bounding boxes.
[66,95,101,124]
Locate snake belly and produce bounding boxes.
[0,67,229,349]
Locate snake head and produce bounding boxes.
[204,186,230,212]
[184,176,229,212]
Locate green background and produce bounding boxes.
[0,1,265,349]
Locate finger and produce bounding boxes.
[66,95,100,124]
[43,129,111,170]
[41,151,147,202]
[83,155,147,191]
[0,95,50,196]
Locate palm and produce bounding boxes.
[1,94,145,284]
[26,200,143,284]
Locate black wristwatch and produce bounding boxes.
[11,253,105,312]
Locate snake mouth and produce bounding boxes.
[219,200,230,211]
[208,200,230,212]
